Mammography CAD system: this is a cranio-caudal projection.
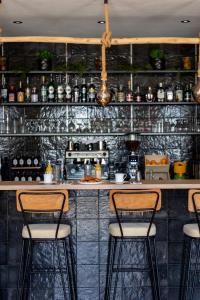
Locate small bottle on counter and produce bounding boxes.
[95,161,102,179]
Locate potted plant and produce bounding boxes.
[149,49,166,70]
[37,50,54,71]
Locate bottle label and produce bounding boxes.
[74,91,79,102]
[13,159,18,166]
[1,89,8,101]
[48,86,55,99]
[27,158,31,166]
[126,94,133,102]
[33,158,39,166]
[31,94,38,102]
[17,92,24,102]
[9,93,15,102]
[157,90,165,101]
[167,92,173,101]
[41,87,47,97]
[21,176,26,182]
[14,176,20,181]
[25,88,31,101]
[19,158,24,166]
[175,90,183,102]
[28,176,32,182]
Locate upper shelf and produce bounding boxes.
[0,101,197,106]
[0,70,197,75]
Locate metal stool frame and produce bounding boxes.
[180,190,200,300]
[16,190,77,300]
[104,190,161,300]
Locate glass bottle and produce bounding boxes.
[184,83,192,102]
[126,80,133,102]
[175,82,183,102]
[156,82,165,102]
[80,78,87,103]
[40,76,47,102]
[25,77,31,102]
[17,81,25,103]
[47,74,55,102]
[0,75,8,103]
[135,84,142,102]
[88,78,96,103]
[73,79,79,103]
[117,84,125,102]
[31,86,39,103]
[57,75,65,103]
[8,85,16,103]
[65,78,72,102]
[145,86,155,102]
[166,85,174,102]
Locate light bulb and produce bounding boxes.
[193,78,200,103]
[96,81,112,107]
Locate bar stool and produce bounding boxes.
[16,190,77,300]
[180,189,200,300]
[104,189,161,300]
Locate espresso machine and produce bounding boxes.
[125,133,142,181]
[65,150,109,180]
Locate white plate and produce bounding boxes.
[39,181,57,184]
[78,180,102,185]
[110,181,127,184]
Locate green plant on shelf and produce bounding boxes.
[36,50,54,60]
[149,49,165,60]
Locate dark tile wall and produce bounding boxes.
[0,190,200,300]
[0,43,198,178]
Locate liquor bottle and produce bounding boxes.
[33,155,40,167]
[57,76,65,103]
[14,171,20,181]
[117,84,125,102]
[8,85,16,103]
[65,78,72,102]
[88,78,96,102]
[35,172,41,182]
[166,85,174,102]
[17,81,25,103]
[47,74,55,102]
[0,76,8,103]
[40,76,47,102]
[184,83,192,102]
[73,80,79,103]
[156,82,165,102]
[12,156,18,167]
[175,82,183,102]
[31,86,39,103]
[135,84,142,102]
[26,156,32,167]
[21,172,26,182]
[80,78,87,103]
[25,77,31,102]
[19,156,25,167]
[126,80,133,102]
[27,173,33,181]
[145,86,155,102]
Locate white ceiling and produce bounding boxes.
[0,0,199,37]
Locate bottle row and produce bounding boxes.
[0,75,195,104]
[12,156,40,168]
[13,171,42,182]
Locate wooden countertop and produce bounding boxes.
[0,179,200,190]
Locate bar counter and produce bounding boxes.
[0,179,199,190]
[0,180,200,299]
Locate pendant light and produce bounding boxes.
[96,0,112,107]
[193,33,200,103]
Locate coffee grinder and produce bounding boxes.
[125,133,141,181]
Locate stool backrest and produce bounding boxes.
[109,189,161,212]
[109,189,161,237]
[16,190,69,239]
[16,190,68,213]
[188,189,200,213]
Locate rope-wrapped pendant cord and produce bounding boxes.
[198,33,200,78]
[101,1,112,82]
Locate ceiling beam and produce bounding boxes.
[0,36,199,45]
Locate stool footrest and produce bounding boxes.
[112,267,150,272]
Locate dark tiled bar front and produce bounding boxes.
[0,182,200,299]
